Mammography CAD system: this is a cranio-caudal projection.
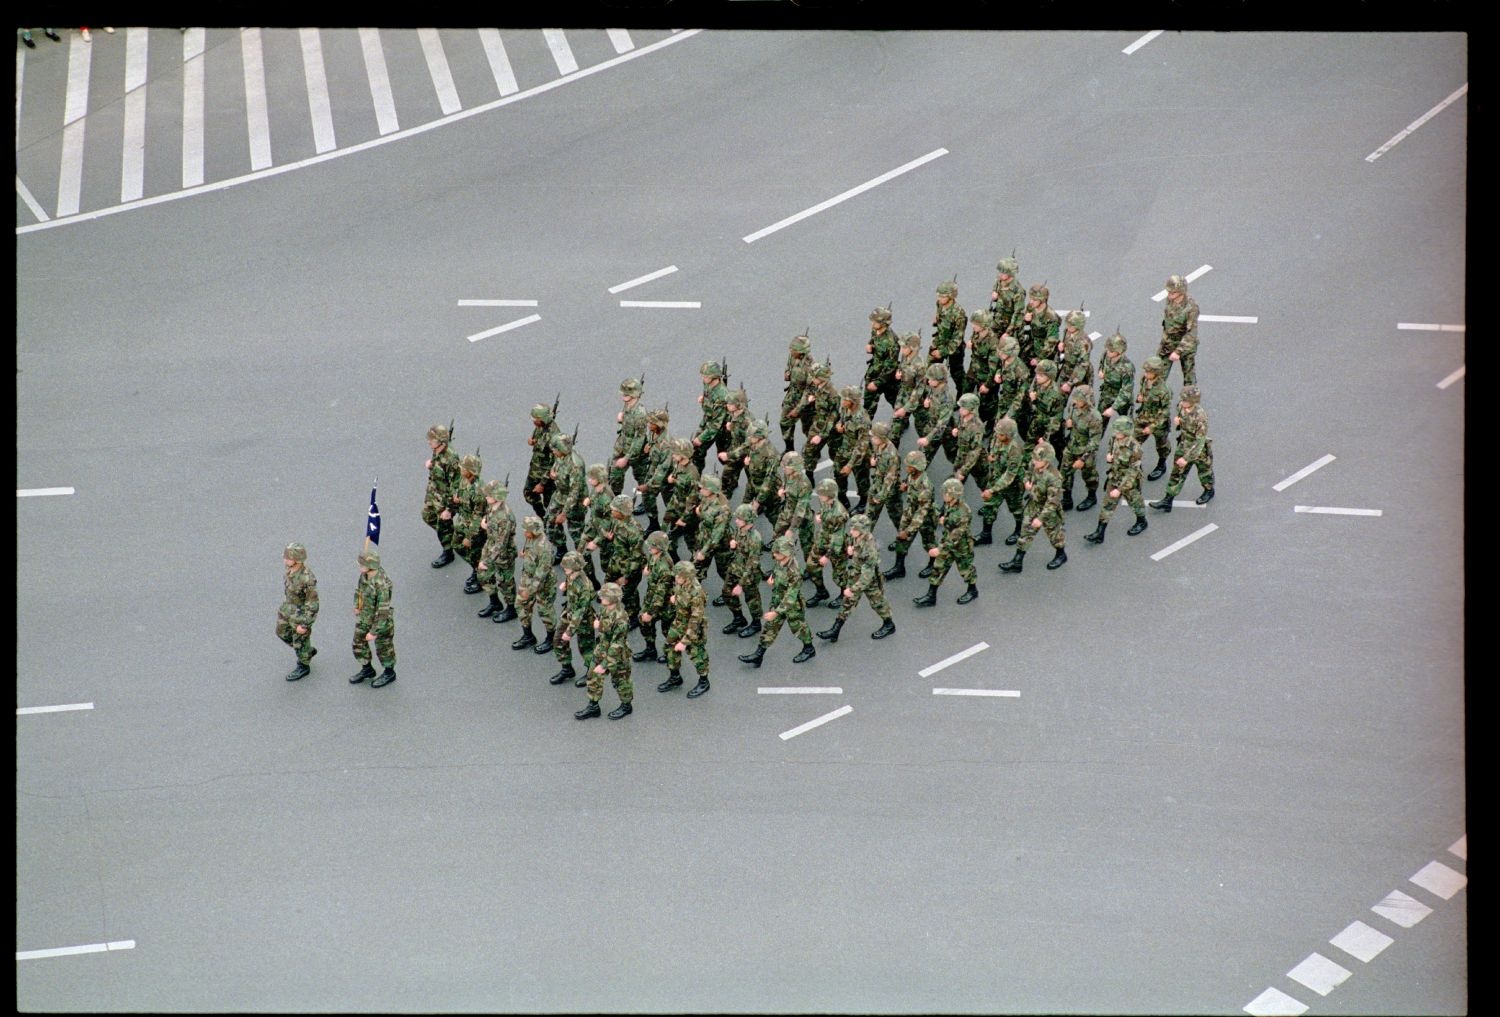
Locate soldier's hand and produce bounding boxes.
[365,631,376,642]
[777,487,786,497]
[696,394,704,405]
[955,472,965,482]
[669,595,676,604]
[603,530,613,539]
[950,427,959,437]
[425,458,432,469]
[1031,518,1042,529]
[991,290,999,301]
[979,384,989,394]
[440,509,452,520]
[548,471,557,480]
[675,641,686,653]
[843,587,854,599]
[752,501,760,512]
[462,538,472,548]
[917,437,928,447]
[897,531,908,541]
[867,381,877,392]
[1066,419,1074,429]
[593,618,601,630]
[1106,453,1115,464]
[561,632,571,644]
[533,483,544,494]
[1142,426,1152,436]
[819,555,829,566]
[840,465,851,476]
[1104,407,1116,418]
[1169,351,1180,361]
[586,540,598,551]
[1176,456,1188,468]
[640,611,652,623]
[981,488,992,498]
[993,373,1002,384]
[594,664,606,674]
[1024,480,1033,491]
[1061,383,1072,394]
[743,455,750,465]
[1174,415,1181,426]
[295,624,307,635]
[558,581,566,591]
[810,435,821,445]
[893,406,906,418]
[1024,312,1033,323]
[1110,487,1121,499]
[733,584,744,597]
[1073,459,1084,470]
[1029,358,1039,367]
[1028,390,1037,402]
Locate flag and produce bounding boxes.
[366,485,381,545]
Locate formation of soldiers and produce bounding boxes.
[277,261,1216,716]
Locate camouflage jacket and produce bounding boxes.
[720,412,752,466]
[917,385,956,449]
[581,482,612,545]
[1024,466,1063,517]
[775,469,813,534]
[984,438,1026,493]
[641,553,673,617]
[601,514,644,580]
[665,462,701,524]
[805,383,841,448]
[1135,377,1172,431]
[452,475,487,545]
[694,492,733,554]
[868,442,901,504]
[612,404,649,463]
[280,565,319,627]
[1105,434,1144,487]
[898,471,934,536]
[1063,407,1104,464]
[729,525,764,590]
[354,567,394,634]
[547,450,586,519]
[952,414,987,479]
[642,431,674,495]
[844,530,883,594]
[832,404,872,471]
[1027,384,1066,442]
[1057,330,1093,390]
[424,447,461,515]
[593,600,630,665]
[894,346,927,414]
[558,572,595,641]
[746,441,780,506]
[937,497,973,552]
[479,504,517,566]
[809,499,849,564]
[1174,403,1210,461]
[994,356,1030,421]
[864,326,899,386]
[766,560,804,616]
[1161,296,1200,358]
[517,539,554,596]
[930,301,969,358]
[1097,355,1135,416]
[1018,307,1060,365]
[990,277,1027,335]
[783,351,813,403]
[665,577,707,645]
[696,381,730,445]
[966,329,1002,394]
[525,423,559,489]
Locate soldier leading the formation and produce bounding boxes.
[1085,418,1150,544]
[277,542,319,681]
[1158,274,1201,385]
[423,424,460,568]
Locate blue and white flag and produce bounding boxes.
[366,485,381,545]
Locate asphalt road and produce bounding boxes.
[16,28,1466,1014]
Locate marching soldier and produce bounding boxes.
[1085,417,1150,543]
[888,330,926,447]
[350,546,397,687]
[661,561,711,698]
[1056,309,1093,395]
[524,404,560,522]
[692,474,734,610]
[725,504,765,639]
[550,550,596,688]
[1158,273,1201,384]
[977,416,1026,547]
[864,421,903,537]
[476,478,518,623]
[772,450,815,559]
[1017,283,1061,370]
[883,449,936,581]
[422,424,461,568]
[663,438,702,561]
[452,451,487,594]
[801,359,840,479]
[716,388,752,499]
[803,477,849,609]
[600,494,645,627]
[575,582,633,720]
[989,256,1026,337]
[609,377,650,496]
[780,333,816,453]
[999,442,1068,573]
[1152,385,1215,509]
[510,517,558,654]
[965,311,1004,424]
[739,534,816,667]
[635,405,672,531]
[743,418,782,524]
[634,530,673,665]
[913,478,979,607]
[915,362,957,466]
[545,431,586,561]
[1026,358,1067,465]
[832,384,872,512]
[993,331,1031,438]
[578,463,613,589]
[950,392,988,496]
[931,280,969,396]
[1096,330,1136,444]
[817,514,896,641]
[277,542,319,681]
[1060,384,1103,512]
[692,360,731,472]
[1135,355,1174,481]
[863,304,900,416]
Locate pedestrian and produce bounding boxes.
[1056,309,1094,396]
[993,331,1031,437]
[724,504,765,639]
[661,561,711,698]
[578,463,612,589]
[989,256,1026,337]
[600,494,645,627]
[817,514,896,641]
[691,360,731,472]
[800,359,840,479]
[609,376,650,496]
[832,384,872,512]
[1151,385,1215,509]
[930,280,969,396]
[1095,330,1136,445]
[662,437,701,561]
[452,451,487,594]
[779,333,815,453]
[739,535,816,667]
[864,420,903,538]
[525,403,561,522]
[476,477,519,623]
[862,304,900,416]
[634,405,672,531]
[1158,274,1201,384]
[914,477,979,607]
[1059,383,1103,512]
[276,542,319,681]
[1085,417,1150,543]
[887,329,926,447]
[510,517,558,654]
[1017,283,1060,370]
[716,388,752,499]
[1025,358,1067,464]
[422,423,460,568]
[1134,355,1174,481]
[550,551,596,688]
[575,582,633,720]
[915,362,957,466]
[743,418,782,525]
[976,416,1026,546]
[634,530,673,665]
[883,449,936,581]
[965,311,1003,424]
[802,477,849,609]
[999,441,1067,573]
[949,392,988,496]
[545,431,586,560]
[349,546,397,687]
[691,473,734,609]
[771,450,815,560]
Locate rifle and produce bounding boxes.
[721,357,729,388]
[448,417,455,446]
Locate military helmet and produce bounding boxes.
[790,334,811,355]
[700,360,723,379]
[847,513,871,533]
[1180,385,1201,403]
[598,581,622,603]
[901,329,921,348]
[999,333,1020,356]
[925,362,947,381]
[672,436,693,457]
[672,560,696,581]
[905,449,927,470]
[1065,309,1086,329]
[522,515,544,536]
[1112,416,1133,435]
[870,305,893,324]
[971,309,993,330]
[483,479,505,499]
[620,377,643,397]
[648,406,669,426]
[840,384,860,404]
[1071,383,1093,403]
[733,503,757,524]
[870,420,891,439]
[993,416,1020,441]
[530,404,552,424]
[561,550,585,573]
[996,257,1019,276]
[644,530,669,551]
[936,281,958,297]
[358,547,381,567]
[770,534,797,558]
[587,462,609,484]
[1143,355,1167,373]
[1165,273,1187,293]
[942,477,964,500]
[610,494,633,516]
[726,388,746,410]
[700,474,722,495]
[460,453,481,475]
[549,432,572,454]
[1032,442,1058,466]
[958,392,979,411]
[1104,332,1127,354]
[810,360,831,380]
[427,424,450,443]
[1035,358,1058,377]
[815,477,838,499]
[782,450,804,469]
[284,542,307,562]
[1028,283,1050,302]
[749,419,769,440]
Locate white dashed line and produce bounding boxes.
[1437,366,1465,389]
[813,459,833,473]
[56,30,92,217]
[1329,920,1394,963]
[1397,322,1465,332]
[1448,834,1466,861]
[16,175,48,222]
[17,939,135,961]
[1365,83,1468,163]
[1152,264,1212,301]
[181,29,206,187]
[241,28,273,171]
[1088,331,1102,340]
[17,702,94,715]
[467,314,541,343]
[477,29,519,96]
[608,265,679,294]
[607,29,635,54]
[758,687,842,694]
[418,28,462,116]
[1294,506,1382,517]
[1198,315,1258,323]
[543,29,579,75]
[1149,523,1217,562]
[1287,952,1352,997]
[359,28,400,136]
[779,704,852,740]
[458,299,538,307]
[743,148,949,244]
[1243,986,1309,1016]
[917,642,989,678]
[120,28,150,201]
[932,688,1019,698]
[620,300,700,309]
[1121,30,1164,54]
[1409,860,1466,900]
[299,28,337,155]
[1371,888,1431,928]
[1272,454,1335,492]
[17,487,76,498]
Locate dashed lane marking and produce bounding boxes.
[743,148,949,244]
[543,29,579,75]
[1448,835,1466,861]
[359,28,400,137]
[1121,30,1164,55]
[620,300,700,308]
[607,29,636,54]
[121,28,150,201]
[242,29,273,171]
[917,642,989,679]
[1294,506,1382,517]
[1365,83,1468,162]
[1397,322,1465,332]
[56,30,92,217]
[17,940,135,961]
[477,29,519,97]
[182,29,206,188]
[1153,264,1211,301]
[16,702,94,715]
[1437,366,1465,389]
[17,487,76,497]
[1243,986,1309,1016]
[608,265,678,294]
[1371,888,1431,929]
[758,687,842,694]
[1287,952,1352,997]
[1409,860,1466,900]
[813,459,833,473]
[779,704,852,740]
[932,688,1019,698]
[1329,920,1394,963]
[1272,454,1335,492]
[467,314,541,342]
[1149,523,1217,562]
[458,299,538,307]
[16,176,49,222]
[418,28,462,116]
[300,28,337,155]
[1198,315,1258,323]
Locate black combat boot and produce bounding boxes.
[826,592,844,610]
[722,612,748,635]
[1004,518,1023,545]
[608,701,632,719]
[463,569,482,594]
[793,642,816,663]
[738,619,762,639]
[1147,457,1168,481]
[739,645,766,667]
[913,584,939,607]
[549,663,575,686]
[286,662,310,681]
[632,640,658,663]
[975,520,994,545]
[887,538,898,551]
[1152,494,1174,512]
[871,617,895,639]
[957,583,979,604]
[1046,548,1067,570]
[511,625,537,650]
[817,618,844,642]
[999,549,1025,573]
[1062,488,1074,511]
[552,547,565,566]
[493,603,517,623]
[350,663,376,684]
[633,499,649,516]
[1127,515,1149,535]
[478,592,502,618]
[574,699,601,720]
[785,438,796,453]
[431,547,455,568]
[686,677,711,698]
[1077,488,1097,511]
[658,670,684,692]
[882,555,906,581]
[534,629,554,654]
[1085,522,1107,544]
[575,671,588,687]
[712,595,727,607]
[1196,487,1215,505]
[371,667,396,688]
[805,584,830,608]
[655,648,669,664]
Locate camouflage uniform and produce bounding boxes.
[578,584,633,719]
[1026,358,1068,465]
[636,408,672,531]
[634,531,673,662]
[993,333,1032,439]
[692,360,731,472]
[915,478,978,605]
[965,311,1003,424]
[351,547,396,683]
[950,393,988,493]
[422,424,461,562]
[452,453,488,590]
[1060,384,1104,510]
[524,406,560,521]
[823,517,895,640]
[276,543,319,675]
[801,360,840,479]
[1056,310,1094,394]
[862,305,900,416]
[1134,356,1174,476]
[1016,283,1061,372]
[476,479,518,621]
[715,390,752,499]
[545,433,586,556]
[779,334,816,452]
[915,362,957,466]
[551,551,597,685]
[1087,418,1149,541]
[662,561,711,697]
[888,331,927,446]
[725,505,764,631]
[600,495,646,624]
[577,464,612,589]
[1095,331,1136,445]
[773,451,815,559]
[803,478,849,606]
[1003,443,1067,570]
[510,517,558,651]
[989,259,1027,333]
[1158,274,1201,385]
[742,535,816,665]
[887,450,936,577]
[609,377,650,496]
[692,475,733,594]
[831,385,872,511]
[744,420,783,524]
[864,422,903,535]
[930,281,969,396]
[1159,386,1215,505]
[978,416,1026,543]
[663,439,702,558]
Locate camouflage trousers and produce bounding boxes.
[608,455,651,497]
[523,478,555,522]
[478,553,518,607]
[691,431,729,473]
[835,576,892,624]
[725,569,761,618]
[762,599,812,647]
[546,507,586,557]
[1016,505,1065,553]
[1163,441,1215,498]
[866,489,903,534]
[586,648,633,703]
[802,551,846,596]
[1059,455,1100,498]
[275,614,315,664]
[456,531,486,570]
[947,349,967,397]
[863,377,898,418]
[666,637,709,678]
[665,512,699,560]
[979,483,1023,526]
[930,538,977,586]
[606,568,643,623]
[353,622,395,667]
[720,454,745,500]
[1098,477,1145,525]
[555,624,596,670]
[1135,420,1172,467]
[831,460,870,509]
[779,393,813,449]
[516,583,556,634]
[1157,339,1197,386]
[421,503,454,550]
[893,518,938,559]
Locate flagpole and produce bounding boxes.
[364,476,377,551]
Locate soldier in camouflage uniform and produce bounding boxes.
[633,530,673,665]
[832,384,872,512]
[510,517,558,654]
[977,416,1026,547]
[992,331,1031,439]
[1026,359,1068,465]
[715,388,752,500]
[965,311,1004,425]
[743,418,782,524]
[525,405,560,523]
[1017,283,1061,371]
[989,256,1026,338]
[422,424,461,568]
[1152,385,1215,509]
[550,550,596,688]
[349,546,397,687]
[801,359,840,479]
[578,463,613,590]
[949,392,988,496]
[277,542,319,680]
[1056,309,1093,395]
[692,360,731,472]
[915,362,958,466]
[692,474,735,613]
[818,514,896,641]
[1085,417,1149,543]
[575,582,633,721]
[930,280,969,396]
[1134,355,1174,481]
[883,449,936,581]
[888,330,926,447]
[545,432,586,562]
[803,477,849,609]
[864,421,903,537]
[600,494,645,628]
[635,406,672,531]
[1095,330,1135,446]
[999,442,1067,573]
[610,377,650,496]
[1158,274,1201,385]
[476,478,518,623]
[452,452,488,594]
[1060,384,1104,512]
[863,304,900,416]
[660,560,711,698]
[772,450,815,559]
[739,534,816,667]
[663,438,702,561]
[780,333,816,453]
[914,477,979,607]
[725,504,764,640]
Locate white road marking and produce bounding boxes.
[743,148,949,244]
[359,28,400,136]
[758,687,842,694]
[1272,454,1335,492]
[120,28,149,202]
[620,300,701,308]
[18,31,705,234]
[1198,315,1258,323]
[1088,331,1101,340]
[1409,860,1466,900]
[918,642,989,679]
[1287,953,1351,997]
[299,28,337,155]
[1294,506,1382,517]
[1371,888,1431,928]
[17,939,135,961]
[17,487,76,497]
[1329,920,1393,963]
[609,265,679,294]
[1149,523,1217,562]
[17,175,49,222]
[543,29,579,75]
[56,31,92,217]
[16,702,94,716]
[418,28,462,116]
[607,29,635,53]
[1365,83,1467,162]
[1397,322,1465,332]
[467,314,541,343]
[182,29,206,188]
[1122,30,1164,55]
[457,299,538,307]
[1448,834,1466,861]
[15,41,23,151]
[1436,366,1465,389]
[241,29,272,171]
[813,459,833,473]
[779,704,852,741]
[477,29,519,96]
[932,688,1019,698]
[1152,264,1212,300]
[1156,499,1205,508]
[1243,987,1309,1016]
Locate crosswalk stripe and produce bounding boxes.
[607,29,635,54]
[299,29,337,154]
[359,28,400,136]
[477,29,519,96]
[56,33,92,217]
[120,28,149,202]
[182,28,206,188]
[15,44,23,152]
[543,29,579,75]
[16,175,49,222]
[241,29,273,171]
[418,28,462,115]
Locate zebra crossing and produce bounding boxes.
[16,27,693,230]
